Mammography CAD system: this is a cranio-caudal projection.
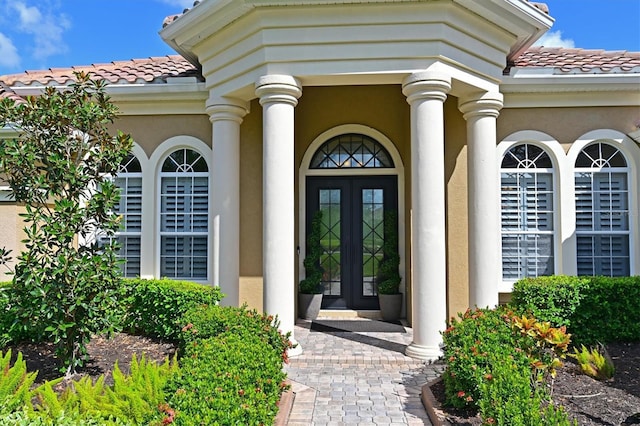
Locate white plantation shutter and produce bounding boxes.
[160,149,209,280]
[500,144,555,280]
[575,144,630,276]
[113,155,142,277]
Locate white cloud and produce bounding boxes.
[0,32,20,68]
[9,1,70,62]
[534,30,575,48]
[13,2,42,27]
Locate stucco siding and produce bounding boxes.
[444,98,470,319]
[111,115,211,158]
[498,106,639,148]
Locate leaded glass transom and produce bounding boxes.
[575,143,627,168]
[501,143,552,169]
[310,134,394,169]
[162,149,208,172]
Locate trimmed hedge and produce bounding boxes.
[120,278,224,341]
[511,275,640,345]
[179,304,292,359]
[165,332,287,425]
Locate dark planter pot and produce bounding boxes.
[299,293,323,320]
[378,293,402,321]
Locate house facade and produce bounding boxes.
[1,0,639,360]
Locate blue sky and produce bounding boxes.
[0,0,638,75]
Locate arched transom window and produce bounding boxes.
[310,133,394,169]
[575,142,630,276]
[500,143,555,280]
[160,149,209,280]
[113,154,142,277]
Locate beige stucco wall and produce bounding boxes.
[498,106,639,148]
[111,115,212,157]
[443,98,470,320]
[0,204,27,281]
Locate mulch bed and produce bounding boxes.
[429,342,640,425]
[6,333,177,387]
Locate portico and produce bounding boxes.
[159,0,553,360]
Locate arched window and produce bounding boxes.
[113,154,142,277]
[575,142,630,276]
[160,149,209,280]
[310,133,394,169]
[500,143,555,280]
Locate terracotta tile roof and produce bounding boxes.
[1,47,638,103]
[510,47,640,73]
[0,55,201,102]
[0,55,200,87]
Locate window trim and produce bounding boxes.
[567,130,639,277]
[499,142,557,283]
[150,136,212,283]
[496,131,565,292]
[573,143,631,277]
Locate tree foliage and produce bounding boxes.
[0,71,133,375]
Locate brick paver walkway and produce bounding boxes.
[284,318,444,425]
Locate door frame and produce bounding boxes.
[298,124,406,311]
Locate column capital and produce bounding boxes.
[255,74,302,107]
[458,92,503,120]
[206,97,249,124]
[402,72,451,104]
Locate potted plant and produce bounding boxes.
[377,210,402,321]
[299,210,324,320]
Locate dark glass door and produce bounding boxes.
[306,176,397,310]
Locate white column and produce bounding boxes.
[458,92,503,308]
[206,98,248,307]
[402,72,451,361]
[255,75,302,355]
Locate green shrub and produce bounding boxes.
[442,307,573,425]
[0,282,13,345]
[511,275,589,328]
[511,275,640,345]
[179,304,293,361]
[442,307,522,409]
[479,358,574,425]
[165,333,287,425]
[121,278,223,341]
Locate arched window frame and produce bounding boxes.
[500,142,556,281]
[496,131,565,292]
[157,145,210,281]
[573,141,631,276]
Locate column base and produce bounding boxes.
[288,340,303,357]
[405,342,442,362]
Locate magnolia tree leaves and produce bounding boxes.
[0,71,133,375]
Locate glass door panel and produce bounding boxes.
[319,189,342,296]
[307,176,397,310]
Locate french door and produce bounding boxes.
[306,176,397,310]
